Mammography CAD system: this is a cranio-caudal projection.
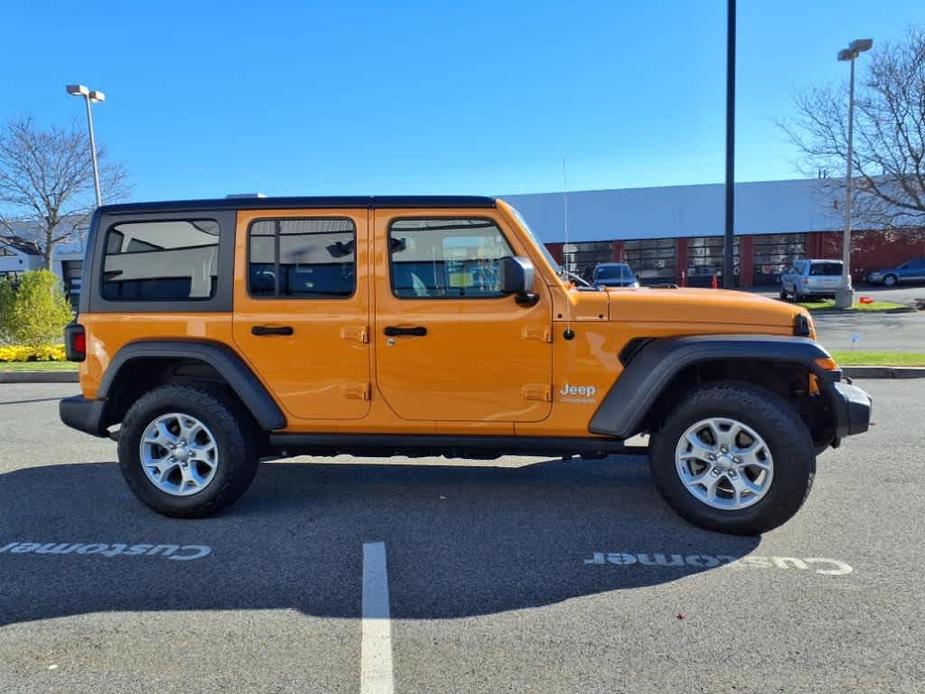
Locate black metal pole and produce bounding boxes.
[723,0,736,289]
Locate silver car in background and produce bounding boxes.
[779,259,849,301]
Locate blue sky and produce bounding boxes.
[3,1,922,201]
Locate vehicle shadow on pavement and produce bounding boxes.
[0,456,759,626]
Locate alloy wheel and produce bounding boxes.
[139,412,219,496]
[674,417,774,510]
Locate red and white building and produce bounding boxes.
[505,178,925,287]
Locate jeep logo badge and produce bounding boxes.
[559,383,597,403]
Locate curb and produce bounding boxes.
[0,372,79,384]
[842,366,925,379]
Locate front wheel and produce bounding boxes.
[118,385,258,518]
[648,383,815,535]
[883,274,898,287]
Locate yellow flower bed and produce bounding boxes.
[0,345,67,362]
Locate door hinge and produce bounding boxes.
[340,326,369,344]
[521,384,551,402]
[342,383,371,401]
[522,326,552,343]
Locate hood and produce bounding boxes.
[605,287,805,329]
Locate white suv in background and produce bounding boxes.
[779,259,849,301]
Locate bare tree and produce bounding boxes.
[783,28,925,232]
[0,116,129,268]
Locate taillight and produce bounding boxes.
[65,323,86,362]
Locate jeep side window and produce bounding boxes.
[389,218,515,298]
[101,220,219,301]
[248,218,356,298]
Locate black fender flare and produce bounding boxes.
[588,335,835,438]
[98,340,286,431]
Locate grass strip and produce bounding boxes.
[798,299,910,312]
[831,351,925,366]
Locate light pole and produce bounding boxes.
[834,39,872,309]
[723,0,736,289]
[66,84,106,208]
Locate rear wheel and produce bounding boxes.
[118,385,258,518]
[648,383,815,535]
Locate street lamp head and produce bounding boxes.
[66,84,89,97]
[89,90,105,103]
[838,38,873,61]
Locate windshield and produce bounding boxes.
[506,203,562,275]
[595,265,628,279]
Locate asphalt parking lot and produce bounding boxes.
[813,310,925,352]
[753,286,925,351]
[1,381,923,693]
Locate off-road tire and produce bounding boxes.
[648,382,815,535]
[118,384,258,518]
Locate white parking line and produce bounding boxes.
[361,541,395,694]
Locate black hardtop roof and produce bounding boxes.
[99,195,497,215]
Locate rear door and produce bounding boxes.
[232,208,371,420]
[810,261,844,292]
[372,210,552,423]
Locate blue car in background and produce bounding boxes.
[865,257,925,286]
[592,262,639,288]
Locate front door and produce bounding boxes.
[373,210,552,423]
[232,208,371,420]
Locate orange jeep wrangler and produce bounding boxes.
[60,196,871,534]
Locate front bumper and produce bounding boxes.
[826,381,872,440]
[59,395,108,438]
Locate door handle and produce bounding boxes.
[251,325,294,336]
[383,326,427,337]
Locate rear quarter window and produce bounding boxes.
[100,220,220,301]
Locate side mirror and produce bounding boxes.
[499,256,539,306]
